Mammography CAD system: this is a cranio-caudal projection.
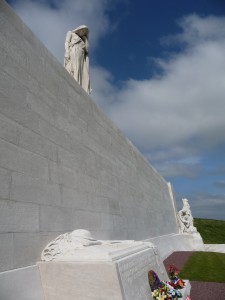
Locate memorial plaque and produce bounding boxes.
[116,248,164,300]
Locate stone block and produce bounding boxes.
[0,138,49,179]
[100,213,115,231]
[91,195,121,215]
[0,43,39,96]
[26,50,45,82]
[0,200,39,233]
[0,233,13,272]
[10,172,61,206]
[61,186,90,209]
[13,232,61,269]
[57,146,81,171]
[0,69,27,104]
[42,61,60,97]
[58,114,85,143]
[40,205,75,232]
[39,262,122,300]
[0,113,19,145]
[0,167,11,199]
[0,29,27,72]
[48,161,78,189]
[26,92,57,127]
[38,118,71,152]
[0,90,40,132]
[0,265,45,300]
[74,210,101,230]
[74,174,97,194]
[18,126,57,161]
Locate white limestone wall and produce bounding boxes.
[0,0,179,271]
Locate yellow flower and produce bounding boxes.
[156,292,167,300]
[152,289,159,297]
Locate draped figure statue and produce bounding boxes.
[177,198,197,233]
[64,25,91,94]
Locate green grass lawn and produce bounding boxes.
[194,218,225,244]
[180,252,225,282]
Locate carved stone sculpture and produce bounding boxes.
[177,198,197,233]
[64,25,91,94]
[39,230,168,300]
[41,229,102,261]
[41,229,156,262]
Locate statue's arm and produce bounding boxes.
[178,210,188,223]
[83,36,89,55]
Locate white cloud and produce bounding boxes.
[176,14,225,45]
[107,26,225,151]
[154,157,202,178]
[91,14,225,177]
[11,0,116,62]
[188,193,225,220]
[90,66,118,111]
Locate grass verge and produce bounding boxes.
[180,252,225,282]
[194,218,225,244]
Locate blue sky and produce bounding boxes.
[6,0,225,220]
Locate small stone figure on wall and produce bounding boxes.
[177,198,197,233]
[64,25,91,94]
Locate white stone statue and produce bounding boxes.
[64,25,91,94]
[41,229,102,261]
[177,198,197,233]
[41,229,155,262]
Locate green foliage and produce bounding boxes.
[180,252,225,283]
[194,218,225,244]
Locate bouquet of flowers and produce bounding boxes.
[149,267,190,300]
[151,282,183,300]
[168,265,179,280]
[151,285,172,300]
[167,265,185,289]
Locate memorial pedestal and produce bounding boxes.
[38,241,168,300]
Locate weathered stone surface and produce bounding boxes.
[0,138,48,179]
[39,205,75,232]
[0,113,19,145]
[0,167,11,199]
[0,200,39,233]
[39,262,123,300]
[18,126,58,162]
[0,233,13,272]
[13,232,61,269]
[0,266,45,300]
[10,172,61,206]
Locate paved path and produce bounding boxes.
[163,251,225,300]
